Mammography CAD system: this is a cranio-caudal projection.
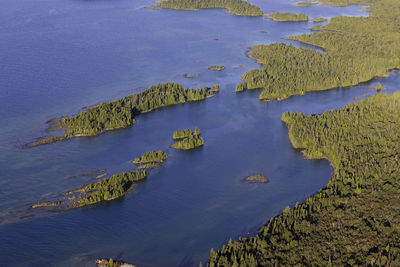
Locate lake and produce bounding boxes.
[1,0,393,266]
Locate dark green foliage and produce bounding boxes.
[267,12,309,21]
[173,127,201,139]
[194,126,201,136]
[239,0,400,101]
[133,150,168,164]
[173,129,193,140]
[235,82,247,92]
[211,85,220,92]
[171,135,204,150]
[208,92,400,266]
[171,127,204,150]
[74,169,147,207]
[157,0,264,16]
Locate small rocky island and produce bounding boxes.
[133,150,168,168]
[208,65,225,71]
[244,174,269,183]
[171,127,204,150]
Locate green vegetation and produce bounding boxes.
[171,127,204,150]
[313,17,328,22]
[171,135,204,150]
[239,0,400,101]
[173,127,201,139]
[295,1,318,6]
[235,82,248,92]
[208,65,225,71]
[266,12,309,22]
[133,150,168,168]
[210,85,220,92]
[208,92,400,266]
[72,169,147,208]
[173,129,193,140]
[28,83,218,146]
[157,0,264,16]
[244,174,269,183]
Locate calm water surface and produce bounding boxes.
[0,0,391,266]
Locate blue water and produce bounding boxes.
[0,0,392,266]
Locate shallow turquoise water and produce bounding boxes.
[0,0,393,266]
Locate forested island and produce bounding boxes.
[238,0,400,101]
[208,92,400,265]
[171,127,204,150]
[266,12,309,22]
[28,83,219,147]
[133,150,168,168]
[70,169,148,208]
[156,0,264,16]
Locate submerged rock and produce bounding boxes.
[244,174,269,183]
